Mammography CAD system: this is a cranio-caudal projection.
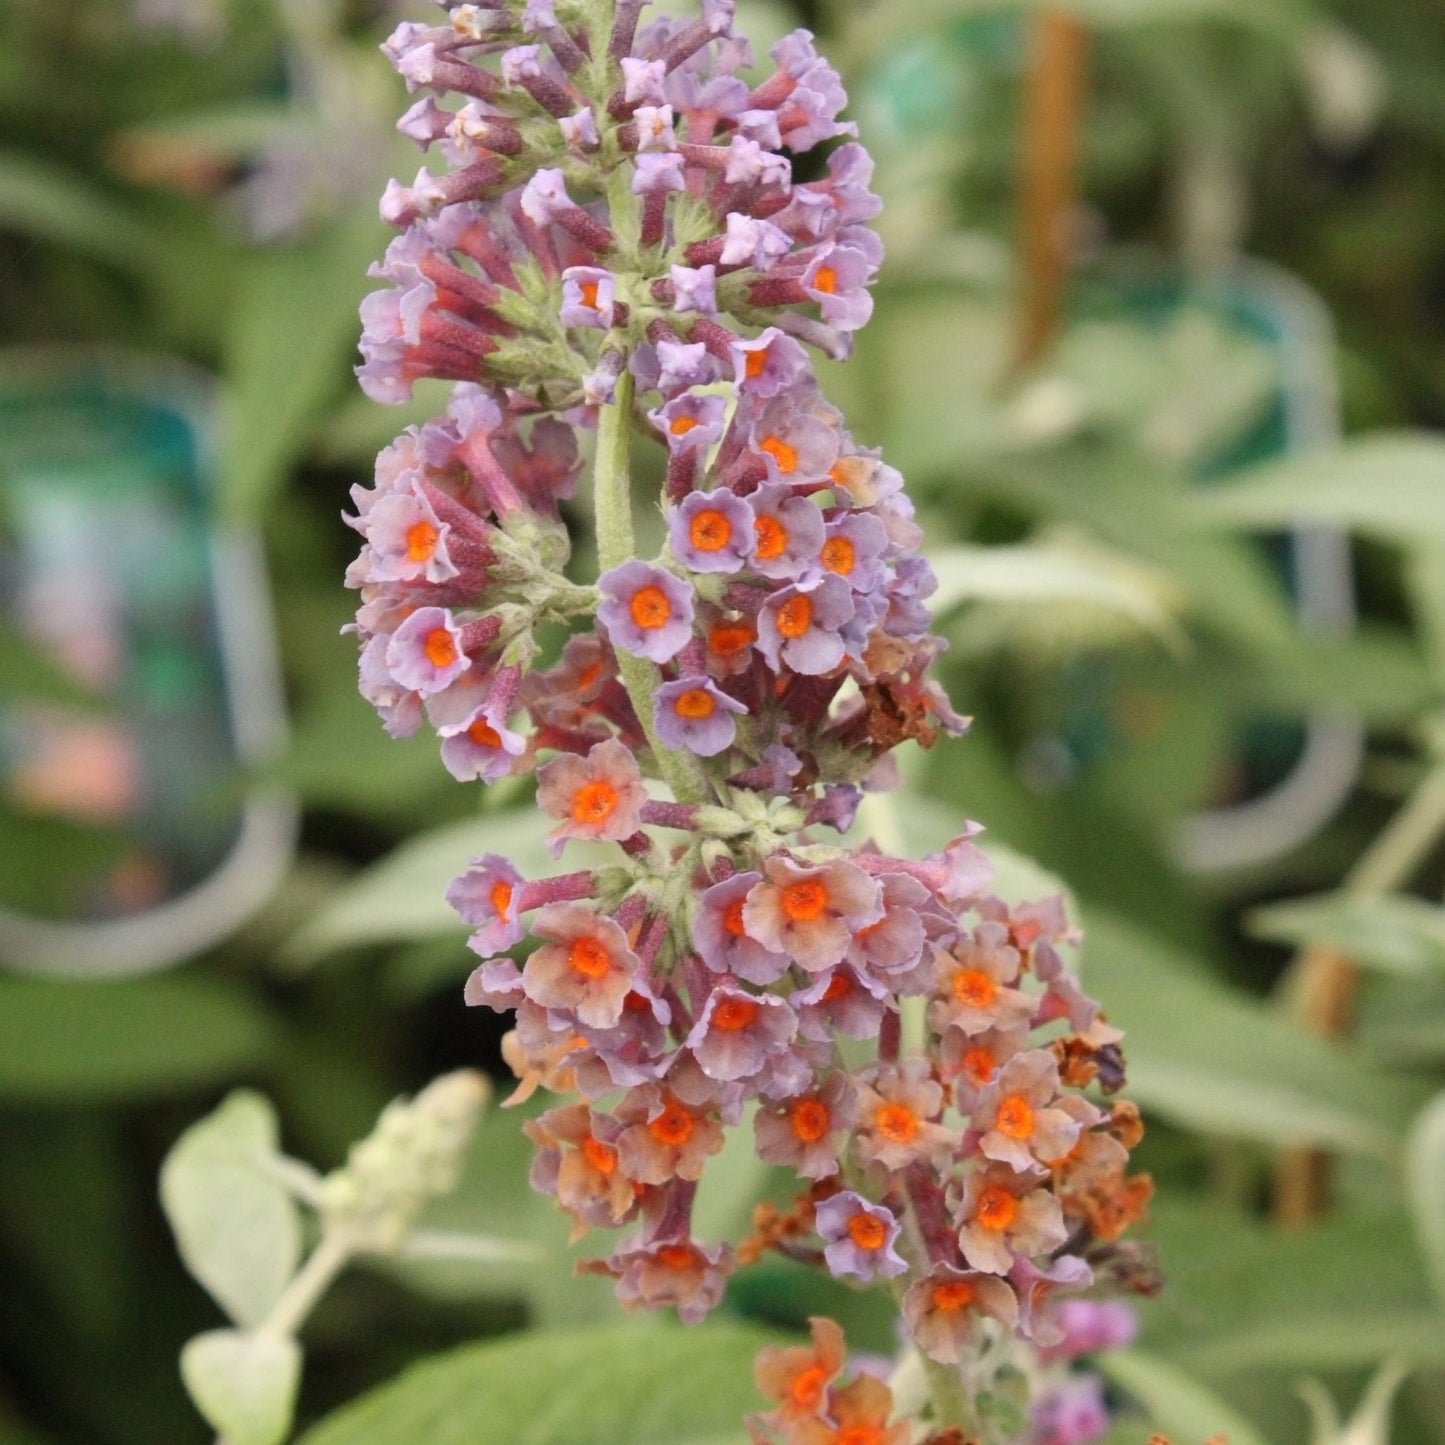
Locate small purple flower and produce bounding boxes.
[815,1192,908,1281]
[693,871,791,987]
[560,266,616,329]
[670,263,717,314]
[559,105,600,149]
[384,606,468,694]
[519,167,571,226]
[685,985,797,1082]
[732,327,810,398]
[791,964,890,1042]
[621,56,666,104]
[448,853,525,955]
[656,340,719,394]
[1039,1300,1139,1363]
[756,575,855,675]
[654,676,747,757]
[669,488,754,574]
[649,392,728,455]
[633,152,686,195]
[634,104,677,151]
[1029,1375,1110,1445]
[753,1070,857,1179]
[597,561,695,664]
[747,481,826,581]
[805,244,875,331]
[719,213,792,269]
[439,698,527,782]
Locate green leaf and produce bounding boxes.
[929,539,1189,654]
[160,1092,301,1330]
[0,151,153,272]
[1248,893,1445,976]
[1197,433,1445,541]
[1405,1091,1445,1307]
[180,1330,301,1445]
[0,975,273,1101]
[1138,1199,1444,1373]
[296,1320,778,1445]
[283,806,560,962]
[1084,911,1422,1155]
[1100,1350,1269,1445]
[219,208,385,522]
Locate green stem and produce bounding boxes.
[254,1234,352,1342]
[889,1188,979,1436]
[1343,756,1445,898]
[593,368,712,805]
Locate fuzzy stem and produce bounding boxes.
[593,368,712,805]
[254,1234,352,1342]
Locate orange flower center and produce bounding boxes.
[952,967,996,1009]
[570,780,619,824]
[996,1094,1035,1140]
[776,595,813,639]
[976,1184,1018,1232]
[405,519,439,562]
[759,434,798,474]
[674,687,716,720]
[789,1364,828,1411]
[568,936,612,979]
[581,1136,616,1174]
[931,1279,976,1313]
[744,347,768,379]
[712,996,760,1032]
[874,1102,919,1144]
[821,536,855,575]
[838,1429,883,1445]
[781,878,827,921]
[655,1243,697,1271]
[962,1046,995,1084]
[709,621,755,658]
[629,585,673,630]
[670,414,700,436]
[812,265,838,295]
[648,1098,695,1146]
[789,1098,830,1143]
[822,972,853,1003]
[467,719,502,748]
[846,1212,888,1252]
[753,514,788,560]
[722,897,749,937]
[580,279,601,310]
[488,879,513,918]
[689,508,731,551]
[577,659,603,691]
[423,626,458,669]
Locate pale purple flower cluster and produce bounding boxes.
[355,0,1149,1374]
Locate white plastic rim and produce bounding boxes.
[0,349,298,977]
[1172,258,1364,873]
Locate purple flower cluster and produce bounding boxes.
[354,0,1151,1394]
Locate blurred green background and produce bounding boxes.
[3,0,1445,1441]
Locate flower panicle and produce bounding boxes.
[352,0,1152,1427]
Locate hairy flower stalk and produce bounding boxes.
[353,3,1154,1437]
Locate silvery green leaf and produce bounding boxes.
[181,1330,301,1445]
[1405,1091,1445,1306]
[160,1092,301,1329]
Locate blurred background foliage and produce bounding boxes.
[3,0,1445,1441]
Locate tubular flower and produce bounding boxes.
[355,3,1150,1436]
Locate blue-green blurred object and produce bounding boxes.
[0,351,295,974]
[1068,260,1362,872]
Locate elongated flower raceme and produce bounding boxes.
[353,3,1155,1437]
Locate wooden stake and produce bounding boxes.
[1014,9,1090,372]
